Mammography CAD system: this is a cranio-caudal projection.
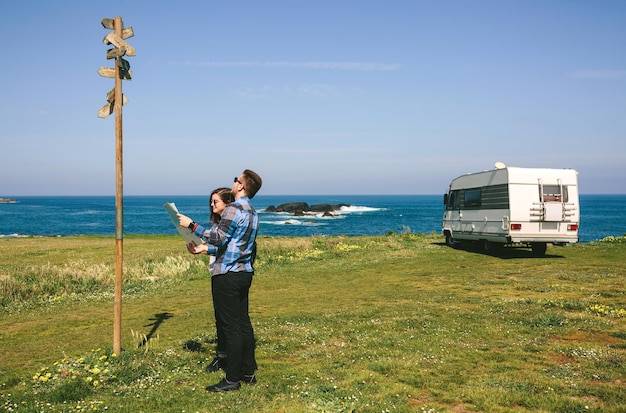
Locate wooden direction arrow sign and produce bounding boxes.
[101,18,134,39]
[121,27,134,40]
[98,67,115,78]
[101,18,114,30]
[98,91,128,118]
[106,89,115,103]
[106,46,127,59]
[103,32,136,56]
[97,102,114,118]
[98,67,133,79]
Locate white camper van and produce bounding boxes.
[442,163,580,256]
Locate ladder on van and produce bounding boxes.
[530,178,577,222]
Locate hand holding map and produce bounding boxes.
[163,202,204,246]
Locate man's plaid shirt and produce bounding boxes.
[194,196,258,275]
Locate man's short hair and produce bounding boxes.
[242,169,262,198]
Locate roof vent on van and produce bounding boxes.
[494,161,506,169]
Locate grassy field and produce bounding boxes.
[1,233,625,412]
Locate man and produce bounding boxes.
[178,169,262,392]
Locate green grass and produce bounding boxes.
[1,234,626,412]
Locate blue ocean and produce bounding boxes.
[0,195,624,243]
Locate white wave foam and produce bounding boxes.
[337,205,383,214]
[0,233,46,238]
[260,219,326,227]
[263,211,345,220]
[70,210,101,215]
[259,204,382,224]
[83,222,105,227]
[0,233,27,238]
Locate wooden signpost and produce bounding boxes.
[98,16,135,355]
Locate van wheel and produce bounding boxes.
[445,233,457,248]
[482,240,501,255]
[531,242,547,256]
[482,240,492,253]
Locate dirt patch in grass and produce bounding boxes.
[552,328,623,346]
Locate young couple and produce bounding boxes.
[177,169,262,392]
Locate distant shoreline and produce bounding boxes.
[0,195,622,243]
[0,233,609,245]
[1,193,625,197]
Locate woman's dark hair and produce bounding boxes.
[210,187,235,224]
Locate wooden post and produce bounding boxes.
[98,15,135,355]
[113,15,124,356]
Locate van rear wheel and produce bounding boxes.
[482,240,501,255]
[531,242,547,256]
[482,240,493,253]
[445,233,457,248]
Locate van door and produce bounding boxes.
[541,184,567,222]
[444,190,462,233]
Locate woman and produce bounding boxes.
[187,187,235,263]
[187,187,235,373]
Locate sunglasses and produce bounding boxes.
[234,177,243,185]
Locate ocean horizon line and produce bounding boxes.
[1,194,624,242]
[2,193,626,198]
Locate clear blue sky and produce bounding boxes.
[1,0,625,195]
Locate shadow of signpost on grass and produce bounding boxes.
[134,311,214,353]
[137,312,174,348]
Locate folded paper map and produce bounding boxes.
[163,202,204,246]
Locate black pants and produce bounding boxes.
[212,271,257,382]
[211,276,226,357]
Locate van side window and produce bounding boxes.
[464,188,481,207]
[446,192,453,208]
[541,185,569,202]
[453,190,461,208]
[445,190,462,210]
